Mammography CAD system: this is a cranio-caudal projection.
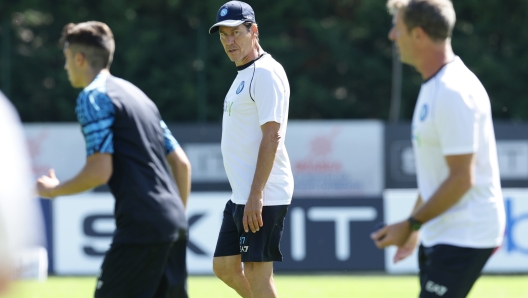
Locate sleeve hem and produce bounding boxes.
[442,146,476,156]
[87,149,114,157]
[259,118,283,126]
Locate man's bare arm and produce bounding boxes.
[412,153,474,223]
[243,121,281,233]
[412,195,424,214]
[37,153,112,198]
[166,147,191,208]
[372,153,474,248]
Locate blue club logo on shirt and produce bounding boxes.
[220,8,228,17]
[236,81,245,94]
[420,104,428,121]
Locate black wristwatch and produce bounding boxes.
[408,216,422,231]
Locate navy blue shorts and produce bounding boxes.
[418,244,494,298]
[94,232,188,298]
[214,200,288,262]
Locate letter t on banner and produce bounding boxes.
[308,207,377,261]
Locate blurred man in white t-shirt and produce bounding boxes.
[372,1,505,297]
[208,1,294,297]
[0,92,43,295]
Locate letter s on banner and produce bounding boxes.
[83,214,114,256]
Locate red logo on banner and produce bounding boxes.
[295,128,343,173]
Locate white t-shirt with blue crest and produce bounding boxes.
[221,53,294,206]
[411,56,505,248]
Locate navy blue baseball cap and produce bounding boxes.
[209,1,256,34]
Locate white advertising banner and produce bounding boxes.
[285,120,384,197]
[53,192,231,275]
[183,143,227,182]
[392,140,528,179]
[24,123,86,180]
[184,193,230,274]
[53,193,114,275]
[496,141,528,179]
[383,189,528,274]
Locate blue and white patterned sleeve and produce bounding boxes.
[160,120,179,155]
[75,90,115,156]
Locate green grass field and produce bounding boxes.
[6,275,528,298]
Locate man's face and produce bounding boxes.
[219,24,254,65]
[388,9,415,65]
[63,47,84,88]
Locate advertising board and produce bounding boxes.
[286,120,384,197]
[276,197,385,271]
[53,193,386,275]
[172,121,385,196]
[53,192,230,275]
[385,123,528,189]
[24,123,85,180]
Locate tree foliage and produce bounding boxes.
[1,0,527,122]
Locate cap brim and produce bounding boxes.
[209,20,245,34]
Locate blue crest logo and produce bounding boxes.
[236,81,245,94]
[420,104,428,121]
[220,8,228,17]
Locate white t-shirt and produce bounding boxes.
[411,56,505,248]
[0,93,43,267]
[221,53,294,206]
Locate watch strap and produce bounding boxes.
[408,216,422,231]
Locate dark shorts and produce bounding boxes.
[214,200,288,262]
[418,244,494,298]
[94,233,188,298]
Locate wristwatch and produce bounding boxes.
[408,216,422,231]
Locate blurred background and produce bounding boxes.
[2,0,528,288]
[2,0,528,123]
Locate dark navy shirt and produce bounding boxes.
[75,73,186,244]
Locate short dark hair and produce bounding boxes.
[243,21,259,41]
[60,21,115,69]
[243,22,253,30]
[388,0,456,42]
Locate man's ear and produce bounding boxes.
[412,26,426,42]
[74,52,86,67]
[251,23,258,36]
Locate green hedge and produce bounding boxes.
[2,0,527,122]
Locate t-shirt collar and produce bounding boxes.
[422,56,458,84]
[236,53,267,71]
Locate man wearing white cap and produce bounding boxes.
[209,2,294,298]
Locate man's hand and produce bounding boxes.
[37,169,60,199]
[371,219,412,249]
[243,192,264,233]
[393,231,419,263]
[0,263,12,295]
